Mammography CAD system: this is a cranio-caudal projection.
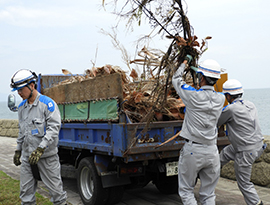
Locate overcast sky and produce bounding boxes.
[0,0,269,101]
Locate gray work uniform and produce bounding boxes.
[172,63,225,205]
[218,97,265,205]
[17,92,67,205]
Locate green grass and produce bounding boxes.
[0,170,53,205]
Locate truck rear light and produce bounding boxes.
[119,166,143,175]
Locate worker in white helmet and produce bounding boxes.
[11,69,67,205]
[218,79,265,205]
[172,56,225,204]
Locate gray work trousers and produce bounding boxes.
[20,154,67,205]
[220,144,265,205]
[178,141,220,205]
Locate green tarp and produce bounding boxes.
[58,98,118,121]
[89,100,118,120]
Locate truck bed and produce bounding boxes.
[39,73,229,163]
[59,120,184,163]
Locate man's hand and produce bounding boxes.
[184,54,193,65]
[13,150,21,166]
[29,147,45,165]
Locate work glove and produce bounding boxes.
[190,66,198,72]
[184,54,193,64]
[29,147,45,165]
[13,150,21,166]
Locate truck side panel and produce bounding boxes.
[59,121,184,162]
[59,123,113,154]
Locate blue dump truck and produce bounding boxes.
[9,72,229,205]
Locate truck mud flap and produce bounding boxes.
[101,172,131,188]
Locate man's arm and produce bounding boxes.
[172,60,198,104]
[217,106,232,127]
[39,98,61,149]
[14,110,24,166]
[16,111,24,151]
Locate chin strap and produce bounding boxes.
[197,73,203,86]
[26,84,33,99]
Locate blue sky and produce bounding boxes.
[0,0,269,101]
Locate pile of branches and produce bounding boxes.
[58,1,213,124]
[102,0,212,124]
[59,64,185,123]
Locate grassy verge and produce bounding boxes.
[0,170,52,205]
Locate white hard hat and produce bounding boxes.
[223,79,243,95]
[10,69,37,91]
[197,59,221,79]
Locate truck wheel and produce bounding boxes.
[105,186,124,205]
[154,174,178,195]
[77,157,109,205]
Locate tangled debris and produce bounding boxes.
[55,1,213,124]
[100,0,213,124]
[57,63,185,123]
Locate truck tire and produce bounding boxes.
[154,174,178,195]
[77,157,109,205]
[105,186,124,205]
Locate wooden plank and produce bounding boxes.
[43,73,123,103]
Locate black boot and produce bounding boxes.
[257,200,263,205]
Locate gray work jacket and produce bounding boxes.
[218,97,263,152]
[16,92,61,158]
[172,63,225,145]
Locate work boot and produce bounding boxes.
[58,202,68,205]
[256,200,263,205]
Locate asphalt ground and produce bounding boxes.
[1,136,269,205]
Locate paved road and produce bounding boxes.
[1,136,269,205]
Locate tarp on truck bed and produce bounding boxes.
[58,98,119,122]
